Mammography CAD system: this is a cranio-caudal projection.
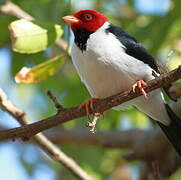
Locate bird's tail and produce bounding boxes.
[156,104,181,156]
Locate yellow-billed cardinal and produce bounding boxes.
[63,10,181,156]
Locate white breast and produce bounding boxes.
[71,22,154,98]
[70,22,171,125]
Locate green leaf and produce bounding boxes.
[15,55,65,83]
[9,19,63,54]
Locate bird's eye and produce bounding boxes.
[83,14,93,21]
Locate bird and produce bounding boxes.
[63,10,181,156]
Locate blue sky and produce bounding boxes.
[135,0,170,15]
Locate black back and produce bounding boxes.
[106,24,159,73]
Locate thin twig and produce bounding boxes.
[0,88,94,180]
[47,90,64,111]
[155,61,168,75]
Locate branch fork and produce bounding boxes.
[47,90,64,112]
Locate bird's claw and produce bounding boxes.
[132,80,148,98]
[79,98,100,115]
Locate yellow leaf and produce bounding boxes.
[15,55,64,83]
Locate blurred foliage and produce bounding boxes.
[0,0,181,180]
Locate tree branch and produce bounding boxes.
[45,128,170,159]
[0,66,180,141]
[0,1,34,20]
[45,126,181,178]
[0,88,94,180]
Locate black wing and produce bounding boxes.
[106,24,159,73]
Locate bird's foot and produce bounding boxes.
[132,80,148,98]
[79,98,101,115]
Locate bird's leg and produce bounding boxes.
[132,80,148,98]
[79,98,101,115]
[79,98,102,133]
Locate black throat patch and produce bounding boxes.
[74,29,94,52]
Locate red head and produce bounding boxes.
[63,10,108,33]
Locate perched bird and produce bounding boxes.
[63,10,181,155]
